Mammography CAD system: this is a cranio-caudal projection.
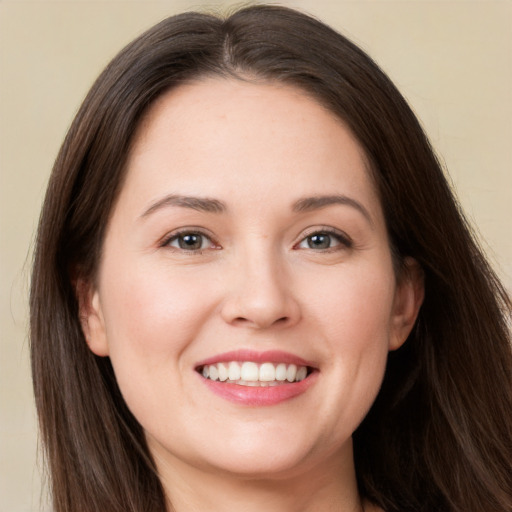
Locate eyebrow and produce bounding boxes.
[292,195,373,226]
[140,194,226,218]
[140,193,373,225]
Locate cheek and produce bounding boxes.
[97,256,220,391]
[306,262,396,423]
[102,258,208,342]
[96,259,221,427]
[308,258,396,345]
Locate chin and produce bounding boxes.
[200,449,317,480]
[197,426,347,481]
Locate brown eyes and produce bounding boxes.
[165,232,215,251]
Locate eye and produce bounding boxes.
[164,231,215,251]
[296,230,352,251]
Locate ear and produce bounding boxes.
[75,278,110,357]
[389,257,424,351]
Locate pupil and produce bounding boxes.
[308,234,330,249]
[179,234,201,250]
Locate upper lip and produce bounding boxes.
[195,349,317,369]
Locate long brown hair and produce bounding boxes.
[30,5,512,512]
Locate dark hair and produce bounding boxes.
[30,5,511,512]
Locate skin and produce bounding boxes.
[81,78,423,512]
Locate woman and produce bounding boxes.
[30,5,511,512]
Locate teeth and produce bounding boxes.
[209,365,219,381]
[240,362,259,381]
[228,361,241,381]
[200,361,310,385]
[259,362,275,381]
[296,366,307,381]
[217,362,228,382]
[286,364,297,382]
[275,363,287,381]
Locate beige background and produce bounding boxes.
[1,1,511,511]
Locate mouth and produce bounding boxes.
[197,361,314,386]
[195,350,318,406]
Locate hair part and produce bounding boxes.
[30,5,512,512]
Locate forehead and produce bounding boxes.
[120,78,381,220]
[132,77,366,161]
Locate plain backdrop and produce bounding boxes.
[1,1,511,511]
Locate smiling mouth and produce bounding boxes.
[197,361,315,386]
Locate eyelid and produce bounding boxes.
[158,225,352,252]
[159,227,220,251]
[294,226,353,250]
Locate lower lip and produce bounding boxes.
[199,372,318,406]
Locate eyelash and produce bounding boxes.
[160,227,352,254]
[160,229,218,254]
[294,228,353,252]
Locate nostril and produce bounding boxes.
[232,317,249,325]
[232,315,290,328]
[220,290,301,329]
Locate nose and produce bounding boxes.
[220,248,301,330]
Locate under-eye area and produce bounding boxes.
[197,362,316,386]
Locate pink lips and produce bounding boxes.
[195,349,315,368]
[196,349,318,406]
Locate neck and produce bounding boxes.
[154,443,364,512]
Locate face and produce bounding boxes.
[82,78,422,481]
